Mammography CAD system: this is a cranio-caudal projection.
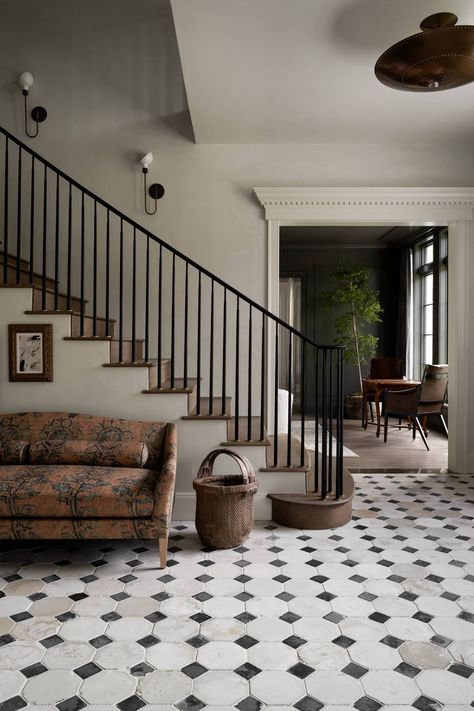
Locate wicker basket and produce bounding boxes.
[193,448,259,549]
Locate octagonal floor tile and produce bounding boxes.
[361,670,419,704]
[416,669,474,704]
[193,670,249,705]
[23,669,80,705]
[80,669,136,704]
[250,670,306,704]
[305,670,363,705]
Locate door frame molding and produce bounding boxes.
[254,186,474,474]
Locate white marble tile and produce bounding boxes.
[0,640,43,670]
[29,596,74,616]
[416,669,474,704]
[293,617,338,642]
[12,616,60,642]
[200,617,245,641]
[250,670,305,704]
[430,616,474,641]
[0,596,31,617]
[107,616,152,641]
[247,596,288,618]
[298,641,349,670]
[339,618,387,642]
[203,596,245,618]
[0,670,26,700]
[399,640,451,669]
[361,670,419,704]
[138,670,192,704]
[153,617,200,642]
[449,639,474,666]
[306,671,363,705]
[43,641,95,669]
[23,669,80,705]
[246,617,293,642]
[146,641,195,670]
[248,641,297,670]
[197,641,247,670]
[94,641,145,669]
[80,669,137,704]
[384,617,432,641]
[73,595,116,617]
[61,616,107,641]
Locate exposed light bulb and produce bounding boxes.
[18,72,34,92]
[140,152,153,170]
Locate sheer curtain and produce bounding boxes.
[397,246,414,378]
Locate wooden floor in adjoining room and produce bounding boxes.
[343,416,448,471]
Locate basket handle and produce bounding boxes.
[197,448,256,484]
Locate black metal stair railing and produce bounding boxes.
[0,125,345,499]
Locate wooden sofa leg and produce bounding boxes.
[159,537,168,569]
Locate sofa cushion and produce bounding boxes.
[29,439,149,468]
[0,440,29,465]
[0,465,156,518]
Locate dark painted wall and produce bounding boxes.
[280,246,401,406]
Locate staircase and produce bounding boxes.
[0,125,352,526]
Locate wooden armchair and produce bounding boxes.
[383,364,448,450]
[362,357,403,429]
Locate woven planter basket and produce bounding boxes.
[193,448,259,549]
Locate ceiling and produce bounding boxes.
[171,0,474,144]
[280,225,425,248]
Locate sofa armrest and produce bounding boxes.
[152,423,177,531]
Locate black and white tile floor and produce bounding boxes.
[0,470,474,710]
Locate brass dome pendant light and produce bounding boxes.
[375,12,474,91]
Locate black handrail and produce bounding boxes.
[0,125,339,352]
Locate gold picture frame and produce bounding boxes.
[9,324,53,382]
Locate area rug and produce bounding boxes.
[292,420,358,457]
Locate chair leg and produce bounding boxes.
[439,413,449,437]
[369,402,374,422]
[398,417,402,430]
[415,417,430,450]
[383,413,389,442]
[159,536,168,569]
[412,417,416,439]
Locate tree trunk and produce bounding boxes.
[351,303,362,393]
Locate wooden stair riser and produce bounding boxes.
[70,314,114,338]
[32,288,84,313]
[110,339,144,363]
[0,261,58,291]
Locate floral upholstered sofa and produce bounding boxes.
[0,412,176,568]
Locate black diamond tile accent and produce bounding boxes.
[234,546,249,553]
[449,662,474,678]
[354,697,382,711]
[57,697,87,711]
[10,611,32,623]
[40,634,63,648]
[235,697,263,711]
[412,696,442,711]
[413,611,433,624]
[118,574,137,583]
[276,591,295,602]
[130,662,154,677]
[196,574,213,583]
[157,574,174,583]
[369,611,389,624]
[235,575,252,584]
[125,559,143,567]
[235,591,253,602]
[28,592,46,602]
[197,559,214,567]
[56,611,76,623]
[20,662,47,678]
[175,694,206,711]
[235,611,256,624]
[395,661,421,678]
[288,662,314,679]
[101,611,121,622]
[400,591,418,602]
[283,635,306,649]
[137,634,160,648]
[116,696,146,711]
[280,611,300,624]
[111,592,130,602]
[90,634,112,648]
[234,559,251,568]
[0,696,27,711]
[42,574,59,583]
[350,574,366,583]
[235,635,259,649]
[380,635,403,648]
[333,635,356,648]
[273,574,290,583]
[311,575,329,584]
[234,662,261,679]
[359,592,377,602]
[151,591,170,602]
[190,612,211,624]
[458,610,474,623]
[185,634,210,649]
[318,591,336,602]
[74,662,101,679]
[294,697,324,711]
[430,634,452,647]
[269,559,286,567]
[145,611,166,624]
[342,662,368,679]
[269,546,283,553]
[324,611,344,624]
[181,662,208,678]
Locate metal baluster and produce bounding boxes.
[53,173,59,307]
[336,348,344,498]
[79,192,85,334]
[247,305,252,441]
[145,236,150,362]
[171,253,176,387]
[3,138,8,284]
[196,270,201,414]
[328,349,333,492]
[273,323,279,466]
[15,146,22,284]
[300,340,306,468]
[209,279,214,415]
[29,156,35,284]
[287,331,293,467]
[131,227,136,361]
[119,217,123,360]
[221,287,227,415]
[321,349,328,499]
[260,314,266,442]
[234,296,240,440]
[105,209,110,336]
[157,244,162,387]
[66,183,72,311]
[41,165,47,310]
[92,201,98,335]
[314,347,319,492]
[183,262,188,388]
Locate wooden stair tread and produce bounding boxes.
[144,378,199,394]
[64,336,142,343]
[268,470,354,505]
[262,434,311,472]
[184,396,232,419]
[103,359,168,368]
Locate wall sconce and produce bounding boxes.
[18,72,47,138]
[140,152,165,215]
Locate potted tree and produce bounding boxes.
[322,262,383,418]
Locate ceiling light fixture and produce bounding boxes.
[375,12,474,91]
[18,72,48,137]
[140,152,165,215]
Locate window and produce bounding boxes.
[413,229,448,379]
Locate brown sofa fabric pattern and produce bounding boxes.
[0,412,177,542]
[0,440,29,464]
[29,439,149,468]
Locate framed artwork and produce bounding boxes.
[8,324,53,382]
